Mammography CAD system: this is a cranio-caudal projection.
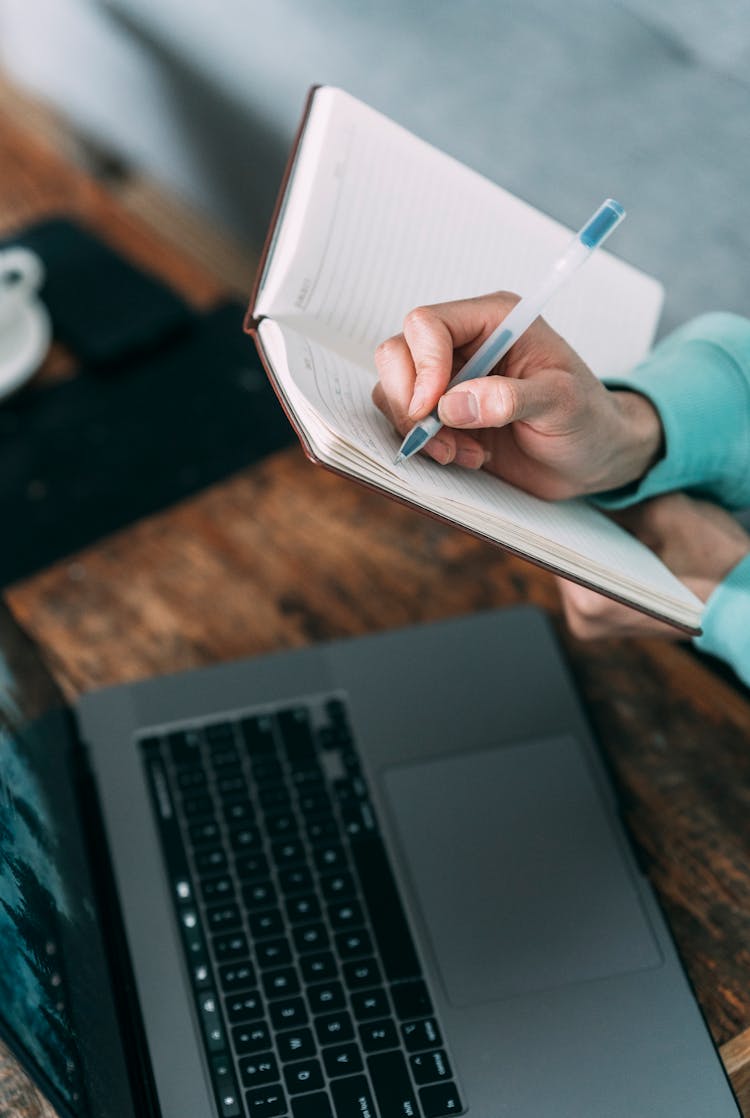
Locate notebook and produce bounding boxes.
[245,86,702,634]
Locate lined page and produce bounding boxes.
[256,88,663,377]
[259,319,702,628]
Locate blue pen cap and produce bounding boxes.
[578,199,625,249]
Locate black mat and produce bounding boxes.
[0,223,294,586]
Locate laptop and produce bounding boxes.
[0,600,739,1118]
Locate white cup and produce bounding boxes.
[0,247,44,335]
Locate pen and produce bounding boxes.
[393,197,626,464]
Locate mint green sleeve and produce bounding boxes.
[595,312,750,510]
[592,312,750,685]
[694,554,750,687]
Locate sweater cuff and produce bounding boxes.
[595,313,750,510]
[693,554,750,687]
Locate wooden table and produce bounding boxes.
[3,108,750,1117]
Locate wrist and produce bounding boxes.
[594,389,664,493]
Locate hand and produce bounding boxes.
[557,493,750,639]
[373,291,663,499]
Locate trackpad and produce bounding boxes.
[382,736,661,1007]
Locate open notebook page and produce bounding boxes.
[258,319,702,630]
[255,87,663,377]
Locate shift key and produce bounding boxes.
[368,1051,419,1118]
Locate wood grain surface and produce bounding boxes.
[3,90,750,1117]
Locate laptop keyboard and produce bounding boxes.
[140,695,464,1118]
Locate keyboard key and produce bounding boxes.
[323,1042,363,1078]
[369,1050,419,1118]
[177,765,207,791]
[224,800,255,824]
[341,802,376,838]
[235,851,270,881]
[245,1084,288,1118]
[207,903,242,932]
[189,820,221,846]
[242,880,278,911]
[270,996,308,1031]
[277,708,317,767]
[300,951,338,984]
[219,962,257,992]
[262,966,301,1001]
[216,772,249,800]
[201,875,235,904]
[410,1050,452,1085]
[313,844,347,874]
[239,1052,280,1088]
[192,961,212,990]
[278,866,314,895]
[349,837,420,981]
[248,909,284,939]
[233,1021,271,1055]
[330,1075,376,1118]
[359,1018,399,1053]
[314,1010,354,1046]
[256,937,293,969]
[210,744,240,769]
[195,847,227,875]
[292,1092,332,1118]
[285,894,321,925]
[307,981,345,1014]
[293,923,330,954]
[402,1018,442,1052]
[327,900,363,930]
[276,1026,316,1062]
[419,1082,463,1116]
[169,728,204,766]
[306,817,338,843]
[241,715,277,756]
[230,825,262,852]
[319,872,356,902]
[205,721,235,744]
[334,929,373,960]
[179,909,207,961]
[392,979,432,1020]
[253,758,286,787]
[225,989,264,1023]
[282,1057,324,1095]
[260,785,293,812]
[342,958,381,990]
[211,1053,242,1118]
[266,812,299,840]
[272,839,306,868]
[182,794,215,819]
[297,791,332,818]
[351,988,390,1021]
[213,932,249,962]
[198,991,226,1052]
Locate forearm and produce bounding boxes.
[595,313,750,510]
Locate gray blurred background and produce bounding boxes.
[1,0,748,337]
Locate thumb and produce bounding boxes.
[437,374,553,430]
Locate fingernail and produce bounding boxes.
[408,388,429,418]
[454,445,484,469]
[429,438,452,465]
[439,390,478,426]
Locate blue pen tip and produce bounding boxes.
[579,198,625,249]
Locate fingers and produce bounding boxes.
[371,382,488,469]
[556,578,681,640]
[375,292,521,423]
[437,371,564,430]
